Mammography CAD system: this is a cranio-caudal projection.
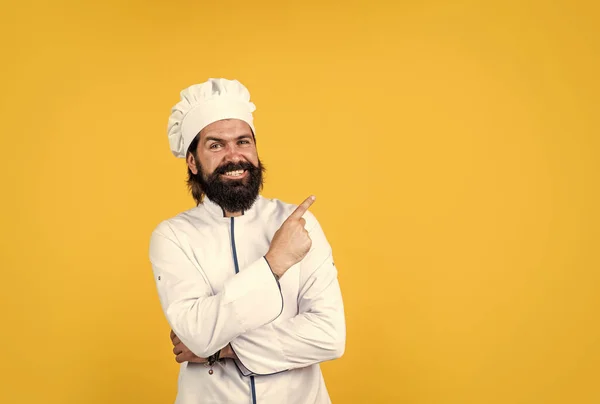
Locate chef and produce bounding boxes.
[149,78,346,404]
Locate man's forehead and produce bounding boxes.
[199,119,253,140]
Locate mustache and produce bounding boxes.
[213,161,257,175]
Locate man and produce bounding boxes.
[149,78,346,404]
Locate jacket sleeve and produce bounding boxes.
[149,223,283,358]
[230,213,346,375]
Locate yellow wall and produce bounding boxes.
[1,1,598,403]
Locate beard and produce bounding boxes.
[196,158,265,213]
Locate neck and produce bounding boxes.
[223,210,243,218]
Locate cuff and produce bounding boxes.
[222,257,284,332]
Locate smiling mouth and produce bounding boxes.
[221,169,247,179]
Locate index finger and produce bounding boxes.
[289,195,316,220]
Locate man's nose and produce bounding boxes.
[224,143,243,162]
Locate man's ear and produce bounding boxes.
[187,153,199,175]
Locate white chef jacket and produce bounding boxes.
[149,195,346,404]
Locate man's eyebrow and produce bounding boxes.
[204,134,253,143]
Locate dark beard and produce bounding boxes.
[197,159,265,214]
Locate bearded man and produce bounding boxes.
[149,78,346,404]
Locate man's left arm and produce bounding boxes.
[229,212,346,375]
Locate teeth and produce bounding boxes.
[224,170,244,176]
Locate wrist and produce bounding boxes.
[264,253,285,278]
[220,344,237,359]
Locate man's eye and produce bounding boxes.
[239,140,250,145]
[210,143,222,149]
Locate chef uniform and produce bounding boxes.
[150,79,346,404]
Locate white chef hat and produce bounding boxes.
[167,78,256,158]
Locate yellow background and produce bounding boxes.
[1,0,598,403]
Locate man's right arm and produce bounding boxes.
[149,225,283,358]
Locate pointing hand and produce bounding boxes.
[265,196,316,279]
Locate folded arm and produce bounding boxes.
[149,223,283,358]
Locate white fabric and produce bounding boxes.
[149,195,346,404]
[167,78,257,158]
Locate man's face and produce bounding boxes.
[187,119,263,213]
